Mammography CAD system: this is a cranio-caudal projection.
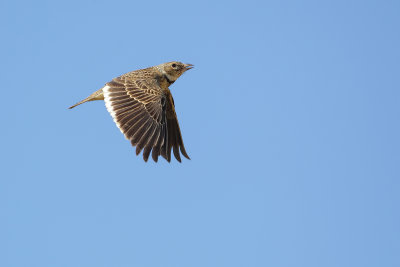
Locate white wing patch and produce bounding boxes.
[103,85,129,139]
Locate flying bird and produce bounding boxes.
[69,61,193,162]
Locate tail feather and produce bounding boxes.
[68,98,91,109]
[68,89,104,109]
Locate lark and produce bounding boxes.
[69,61,193,162]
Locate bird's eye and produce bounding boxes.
[172,63,177,68]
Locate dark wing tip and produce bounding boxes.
[135,145,142,156]
[173,145,181,162]
[179,146,190,160]
[153,154,159,162]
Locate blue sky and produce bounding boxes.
[2,0,400,266]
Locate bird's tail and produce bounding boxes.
[68,89,104,109]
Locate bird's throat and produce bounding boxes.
[164,74,175,85]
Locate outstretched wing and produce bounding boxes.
[103,76,189,162]
[161,93,190,162]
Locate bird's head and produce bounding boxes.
[157,61,194,83]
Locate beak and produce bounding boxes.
[184,63,194,71]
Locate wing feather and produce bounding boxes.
[103,75,189,162]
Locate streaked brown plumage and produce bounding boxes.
[69,61,193,162]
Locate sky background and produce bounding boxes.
[2,0,400,266]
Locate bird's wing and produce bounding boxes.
[103,76,189,162]
[161,92,190,162]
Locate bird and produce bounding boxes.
[69,61,193,163]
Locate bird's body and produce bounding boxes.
[69,61,193,162]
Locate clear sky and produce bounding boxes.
[2,0,400,266]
